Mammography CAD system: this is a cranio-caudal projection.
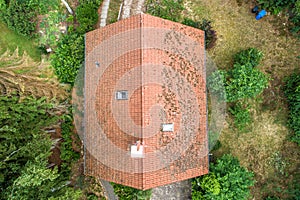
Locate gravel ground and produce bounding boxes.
[150,180,192,200]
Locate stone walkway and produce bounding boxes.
[150,180,192,200]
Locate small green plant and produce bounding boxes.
[268,151,288,175]
[111,183,152,200]
[229,102,252,131]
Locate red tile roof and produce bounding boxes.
[84,13,208,190]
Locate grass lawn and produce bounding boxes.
[0,22,41,61]
[187,0,300,199]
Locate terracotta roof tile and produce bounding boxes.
[84,13,208,190]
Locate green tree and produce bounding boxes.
[76,0,101,34]
[192,154,255,200]
[0,96,82,199]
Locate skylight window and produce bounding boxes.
[115,91,128,100]
[162,123,174,132]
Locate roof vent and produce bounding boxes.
[131,141,144,158]
[115,90,128,100]
[162,123,174,132]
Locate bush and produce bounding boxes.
[112,183,152,200]
[192,154,255,200]
[207,48,268,102]
[145,0,184,22]
[284,72,300,145]
[76,0,101,34]
[182,18,217,49]
[229,102,252,131]
[226,63,269,102]
[0,0,37,37]
[257,0,296,14]
[234,48,263,67]
[51,33,85,85]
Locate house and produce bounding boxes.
[83,13,208,190]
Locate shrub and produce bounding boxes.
[111,183,152,200]
[76,0,101,34]
[145,0,184,22]
[234,48,263,67]
[51,33,85,85]
[182,18,217,49]
[0,0,38,37]
[229,102,252,131]
[192,154,255,200]
[257,0,296,14]
[226,63,268,102]
[192,173,220,200]
[207,48,268,102]
[284,72,300,145]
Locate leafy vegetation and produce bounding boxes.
[51,33,85,85]
[257,0,296,15]
[192,154,255,200]
[60,114,81,173]
[0,0,37,37]
[229,102,252,131]
[0,95,82,199]
[145,0,184,22]
[112,183,152,200]
[284,72,300,145]
[208,48,269,102]
[76,0,102,34]
[234,48,263,68]
[0,0,60,37]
